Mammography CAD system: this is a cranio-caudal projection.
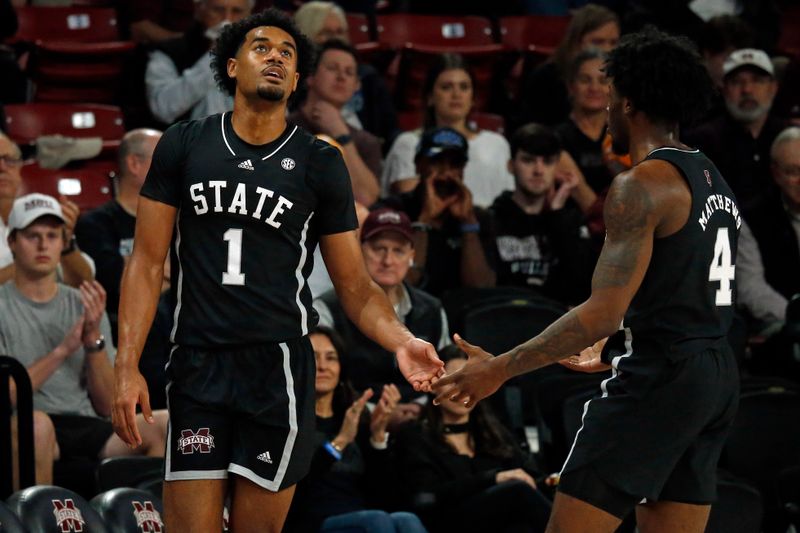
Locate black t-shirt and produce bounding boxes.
[75,200,136,326]
[140,112,357,347]
[605,147,741,362]
[555,119,613,195]
[490,191,593,305]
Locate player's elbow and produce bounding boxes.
[582,299,625,339]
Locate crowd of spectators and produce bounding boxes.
[2,0,800,531]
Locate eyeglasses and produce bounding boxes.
[774,163,800,180]
[0,154,23,168]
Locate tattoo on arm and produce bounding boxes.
[503,173,656,377]
[505,310,590,377]
[592,175,653,289]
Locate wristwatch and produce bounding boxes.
[334,133,353,146]
[61,235,78,256]
[84,334,106,353]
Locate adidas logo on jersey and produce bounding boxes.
[238,159,254,171]
[257,451,273,464]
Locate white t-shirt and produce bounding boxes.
[381,129,515,207]
[0,216,11,269]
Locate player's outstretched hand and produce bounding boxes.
[396,338,445,393]
[112,365,154,448]
[559,337,612,373]
[431,334,506,409]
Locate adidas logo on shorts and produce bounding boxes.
[238,159,254,171]
[257,451,273,464]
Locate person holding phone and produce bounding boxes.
[381,127,496,297]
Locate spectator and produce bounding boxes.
[516,4,619,129]
[382,54,515,207]
[491,124,593,305]
[122,0,197,44]
[683,48,787,202]
[315,207,450,403]
[293,1,399,150]
[145,0,253,125]
[1,194,168,486]
[697,15,756,94]
[738,127,800,328]
[555,48,615,196]
[0,133,94,288]
[285,326,428,533]
[75,128,162,337]
[383,127,496,297]
[395,345,551,533]
[290,40,382,205]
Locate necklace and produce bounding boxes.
[443,422,470,434]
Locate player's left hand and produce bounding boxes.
[431,334,506,408]
[559,337,612,373]
[396,338,444,393]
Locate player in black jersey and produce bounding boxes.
[433,28,740,532]
[111,9,444,533]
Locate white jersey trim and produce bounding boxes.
[169,210,184,343]
[227,341,298,491]
[221,112,236,156]
[295,212,314,335]
[261,125,298,161]
[648,146,700,156]
[560,327,634,475]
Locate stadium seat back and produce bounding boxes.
[376,14,495,49]
[90,488,164,533]
[5,104,125,145]
[14,7,123,43]
[7,485,109,533]
[0,499,28,533]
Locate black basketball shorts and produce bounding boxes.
[163,338,315,492]
[557,337,740,519]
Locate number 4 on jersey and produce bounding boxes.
[709,227,735,306]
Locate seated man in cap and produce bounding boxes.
[381,127,496,297]
[0,132,94,288]
[314,208,450,416]
[2,193,169,487]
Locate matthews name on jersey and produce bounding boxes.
[140,112,357,347]
[602,147,741,364]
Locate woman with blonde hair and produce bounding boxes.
[517,4,620,128]
[293,1,398,149]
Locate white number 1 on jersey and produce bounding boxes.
[222,228,245,286]
[709,227,735,306]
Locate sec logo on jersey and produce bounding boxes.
[281,158,296,171]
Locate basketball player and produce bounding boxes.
[433,28,741,533]
[111,9,443,533]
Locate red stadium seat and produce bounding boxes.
[5,103,125,149]
[13,6,124,43]
[376,14,496,49]
[777,6,800,59]
[499,15,571,102]
[346,12,374,45]
[499,15,570,55]
[20,160,116,211]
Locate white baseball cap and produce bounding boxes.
[723,48,774,78]
[8,193,66,231]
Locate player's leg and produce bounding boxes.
[228,475,296,533]
[546,489,623,533]
[636,500,711,533]
[163,478,227,532]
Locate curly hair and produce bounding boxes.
[212,8,315,97]
[604,27,714,126]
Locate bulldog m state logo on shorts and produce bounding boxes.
[178,428,215,454]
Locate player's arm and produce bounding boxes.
[320,230,443,390]
[433,168,664,405]
[113,197,175,446]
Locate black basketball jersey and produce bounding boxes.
[604,147,742,362]
[141,112,357,347]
